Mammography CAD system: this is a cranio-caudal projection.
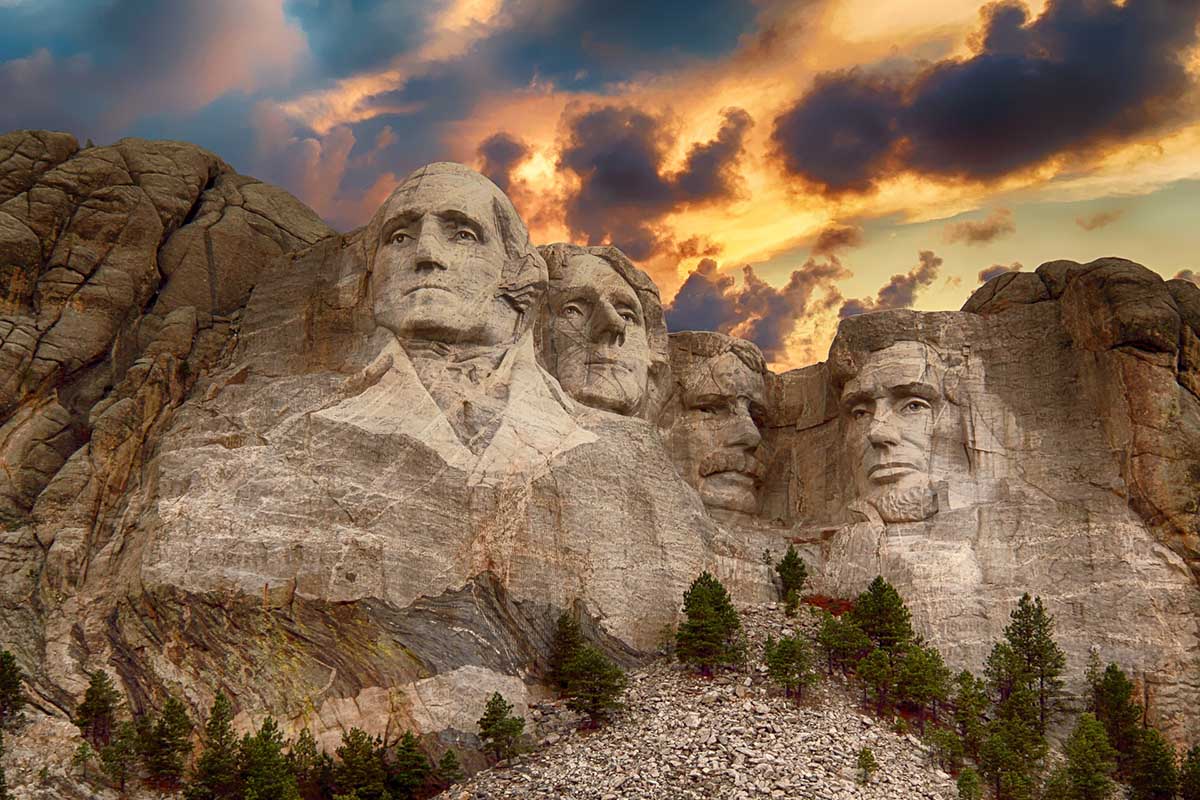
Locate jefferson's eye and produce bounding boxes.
[389,231,412,244]
[562,304,584,319]
[453,229,478,242]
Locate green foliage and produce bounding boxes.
[849,576,914,653]
[1039,767,1072,800]
[762,634,817,703]
[856,648,895,714]
[1180,745,1200,800]
[783,589,800,618]
[816,612,871,676]
[240,717,300,800]
[952,670,989,759]
[548,612,585,690]
[434,749,463,789]
[72,740,96,781]
[896,644,951,731]
[979,698,1045,800]
[187,693,241,800]
[956,766,983,800]
[385,731,431,800]
[563,647,627,725]
[288,729,334,800]
[1003,594,1065,733]
[0,651,24,729]
[76,670,122,747]
[1129,727,1178,800]
[99,720,139,793]
[774,544,807,602]
[333,728,388,800]
[139,695,193,792]
[856,746,878,784]
[1089,662,1143,775]
[1062,712,1117,800]
[924,727,964,772]
[477,692,524,762]
[675,571,742,675]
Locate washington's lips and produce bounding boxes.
[868,461,919,482]
[699,450,765,482]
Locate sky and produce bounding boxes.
[2,0,1199,369]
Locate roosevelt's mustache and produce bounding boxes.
[699,450,765,481]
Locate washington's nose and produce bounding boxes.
[867,412,901,447]
[725,410,761,451]
[414,228,448,272]
[588,301,626,346]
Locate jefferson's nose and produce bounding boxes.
[414,227,448,272]
[587,301,626,346]
[867,411,901,447]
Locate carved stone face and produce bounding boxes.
[841,341,942,516]
[665,350,767,515]
[547,253,651,415]
[371,170,515,346]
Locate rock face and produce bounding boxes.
[0,134,1197,766]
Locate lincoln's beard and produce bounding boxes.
[869,481,938,523]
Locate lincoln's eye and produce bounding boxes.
[903,399,931,414]
[454,229,478,242]
[851,407,871,420]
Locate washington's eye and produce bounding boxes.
[618,310,638,324]
[453,229,478,243]
[389,230,412,244]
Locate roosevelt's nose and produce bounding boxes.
[587,301,626,346]
[724,404,761,451]
[867,410,901,447]
[413,226,448,272]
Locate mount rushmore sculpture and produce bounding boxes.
[0,133,1198,755]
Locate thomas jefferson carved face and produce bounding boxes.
[665,340,767,516]
[547,253,652,415]
[841,341,943,520]
[371,168,516,346]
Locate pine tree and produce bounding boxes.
[849,576,914,653]
[675,571,742,675]
[1090,663,1143,775]
[774,545,807,606]
[434,749,463,789]
[856,648,894,714]
[763,634,817,703]
[1003,594,1065,733]
[76,670,122,747]
[477,692,524,761]
[1180,744,1200,800]
[856,746,877,784]
[385,730,430,800]
[979,683,1045,800]
[1129,727,1178,800]
[333,728,388,800]
[99,720,139,793]
[241,717,300,800]
[952,670,989,759]
[924,727,964,772]
[956,766,983,800]
[1040,767,1072,800]
[547,612,585,690]
[1062,712,1117,800]
[140,695,192,792]
[287,729,334,800]
[816,612,871,676]
[984,642,1027,706]
[187,693,241,800]
[0,650,24,729]
[896,644,951,731]
[563,647,627,725]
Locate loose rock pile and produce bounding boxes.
[442,603,957,799]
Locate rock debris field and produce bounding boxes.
[442,604,957,800]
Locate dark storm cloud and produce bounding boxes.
[811,223,865,256]
[1076,209,1124,231]
[944,208,1016,245]
[839,250,942,318]
[558,105,754,260]
[477,132,531,193]
[665,257,849,361]
[282,0,436,78]
[772,0,1200,193]
[978,262,1023,283]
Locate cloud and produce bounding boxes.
[978,262,1023,283]
[1075,209,1124,231]
[771,0,1200,193]
[944,208,1016,245]
[477,132,530,194]
[839,250,943,317]
[812,223,865,256]
[558,105,753,260]
[665,256,849,361]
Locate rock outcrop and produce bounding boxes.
[0,132,1197,780]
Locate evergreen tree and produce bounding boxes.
[675,571,742,675]
[816,612,871,676]
[1180,744,1200,800]
[1129,727,1178,800]
[1039,767,1072,800]
[896,644,951,731]
[774,545,807,605]
[952,670,989,759]
[333,728,388,800]
[385,730,430,800]
[763,634,817,703]
[979,683,1045,800]
[984,642,1028,706]
[477,692,524,761]
[563,647,627,725]
[76,670,122,747]
[849,576,914,652]
[856,746,877,784]
[187,693,241,800]
[924,727,964,772]
[241,717,300,800]
[0,650,24,728]
[1003,594,1066,733]
[547,611,585,690]
[857,648,894,714]
[99,720,139,793]
[72,741,96,782]
[287,729,334,800]
[956,766,983,800]
[434,750,463,789]
[1090,663,1143,775]
[1062,712,1117,800]
[140,695,192,792]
